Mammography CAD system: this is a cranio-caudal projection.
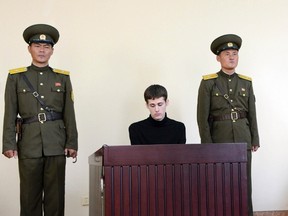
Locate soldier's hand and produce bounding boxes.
[3,150,18,158]
[65,148,77,158]
[251,146,259,152]
[65,148,77,163]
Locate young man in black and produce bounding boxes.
[129,84,186,145]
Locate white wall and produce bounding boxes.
[0,0,287,215]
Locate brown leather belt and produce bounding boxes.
[22,112,63,124]
[211,111,247,121]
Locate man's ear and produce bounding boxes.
[166,99,170,106]
[216,55,220,62]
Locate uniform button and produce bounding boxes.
[40,83,43,86]
[229,89,232,92]
[41,96,45,99]
[23,89,26,92]
[57,89,61,92]
[40,108,44,111]
[40,72,43,75]
[230,100,233,103]
[229,79,231,82]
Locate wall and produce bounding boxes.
[0,0,287,215]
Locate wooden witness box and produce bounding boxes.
[89,143,248,216]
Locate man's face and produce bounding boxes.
[28,43,54,67]
[217,49,239,73]
[146,97,168,121]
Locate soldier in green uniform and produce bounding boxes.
[2,24,78,216]
[197,34,260,216]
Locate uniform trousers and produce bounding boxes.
[18,155,66,216]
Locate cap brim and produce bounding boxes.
[23,24,59,44]
[210,34,242,55]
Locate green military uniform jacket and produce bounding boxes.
[2,64,78,159]
[197,70,259,149]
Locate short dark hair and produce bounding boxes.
[144,84,168,103]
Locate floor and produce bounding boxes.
[254,211,288,216]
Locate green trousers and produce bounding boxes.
[18,155,66,216]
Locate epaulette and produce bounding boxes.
[53,68,70,76]
[202,73,218,80]
[9,67,27,74]
[238,74,252,81]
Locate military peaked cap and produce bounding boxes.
[210,34,242,55]
[23,24,59,45]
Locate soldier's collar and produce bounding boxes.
[30,64,50,72]
[220,70,236,78]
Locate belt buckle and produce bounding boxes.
[231,111,238,122]
[38,113,47,124]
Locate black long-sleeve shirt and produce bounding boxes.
[128,114,186,145]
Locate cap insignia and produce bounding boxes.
[40,34,46,40]
[227,42,233,47]
[39,34,46,40]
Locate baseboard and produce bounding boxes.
[254,211,288,216]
